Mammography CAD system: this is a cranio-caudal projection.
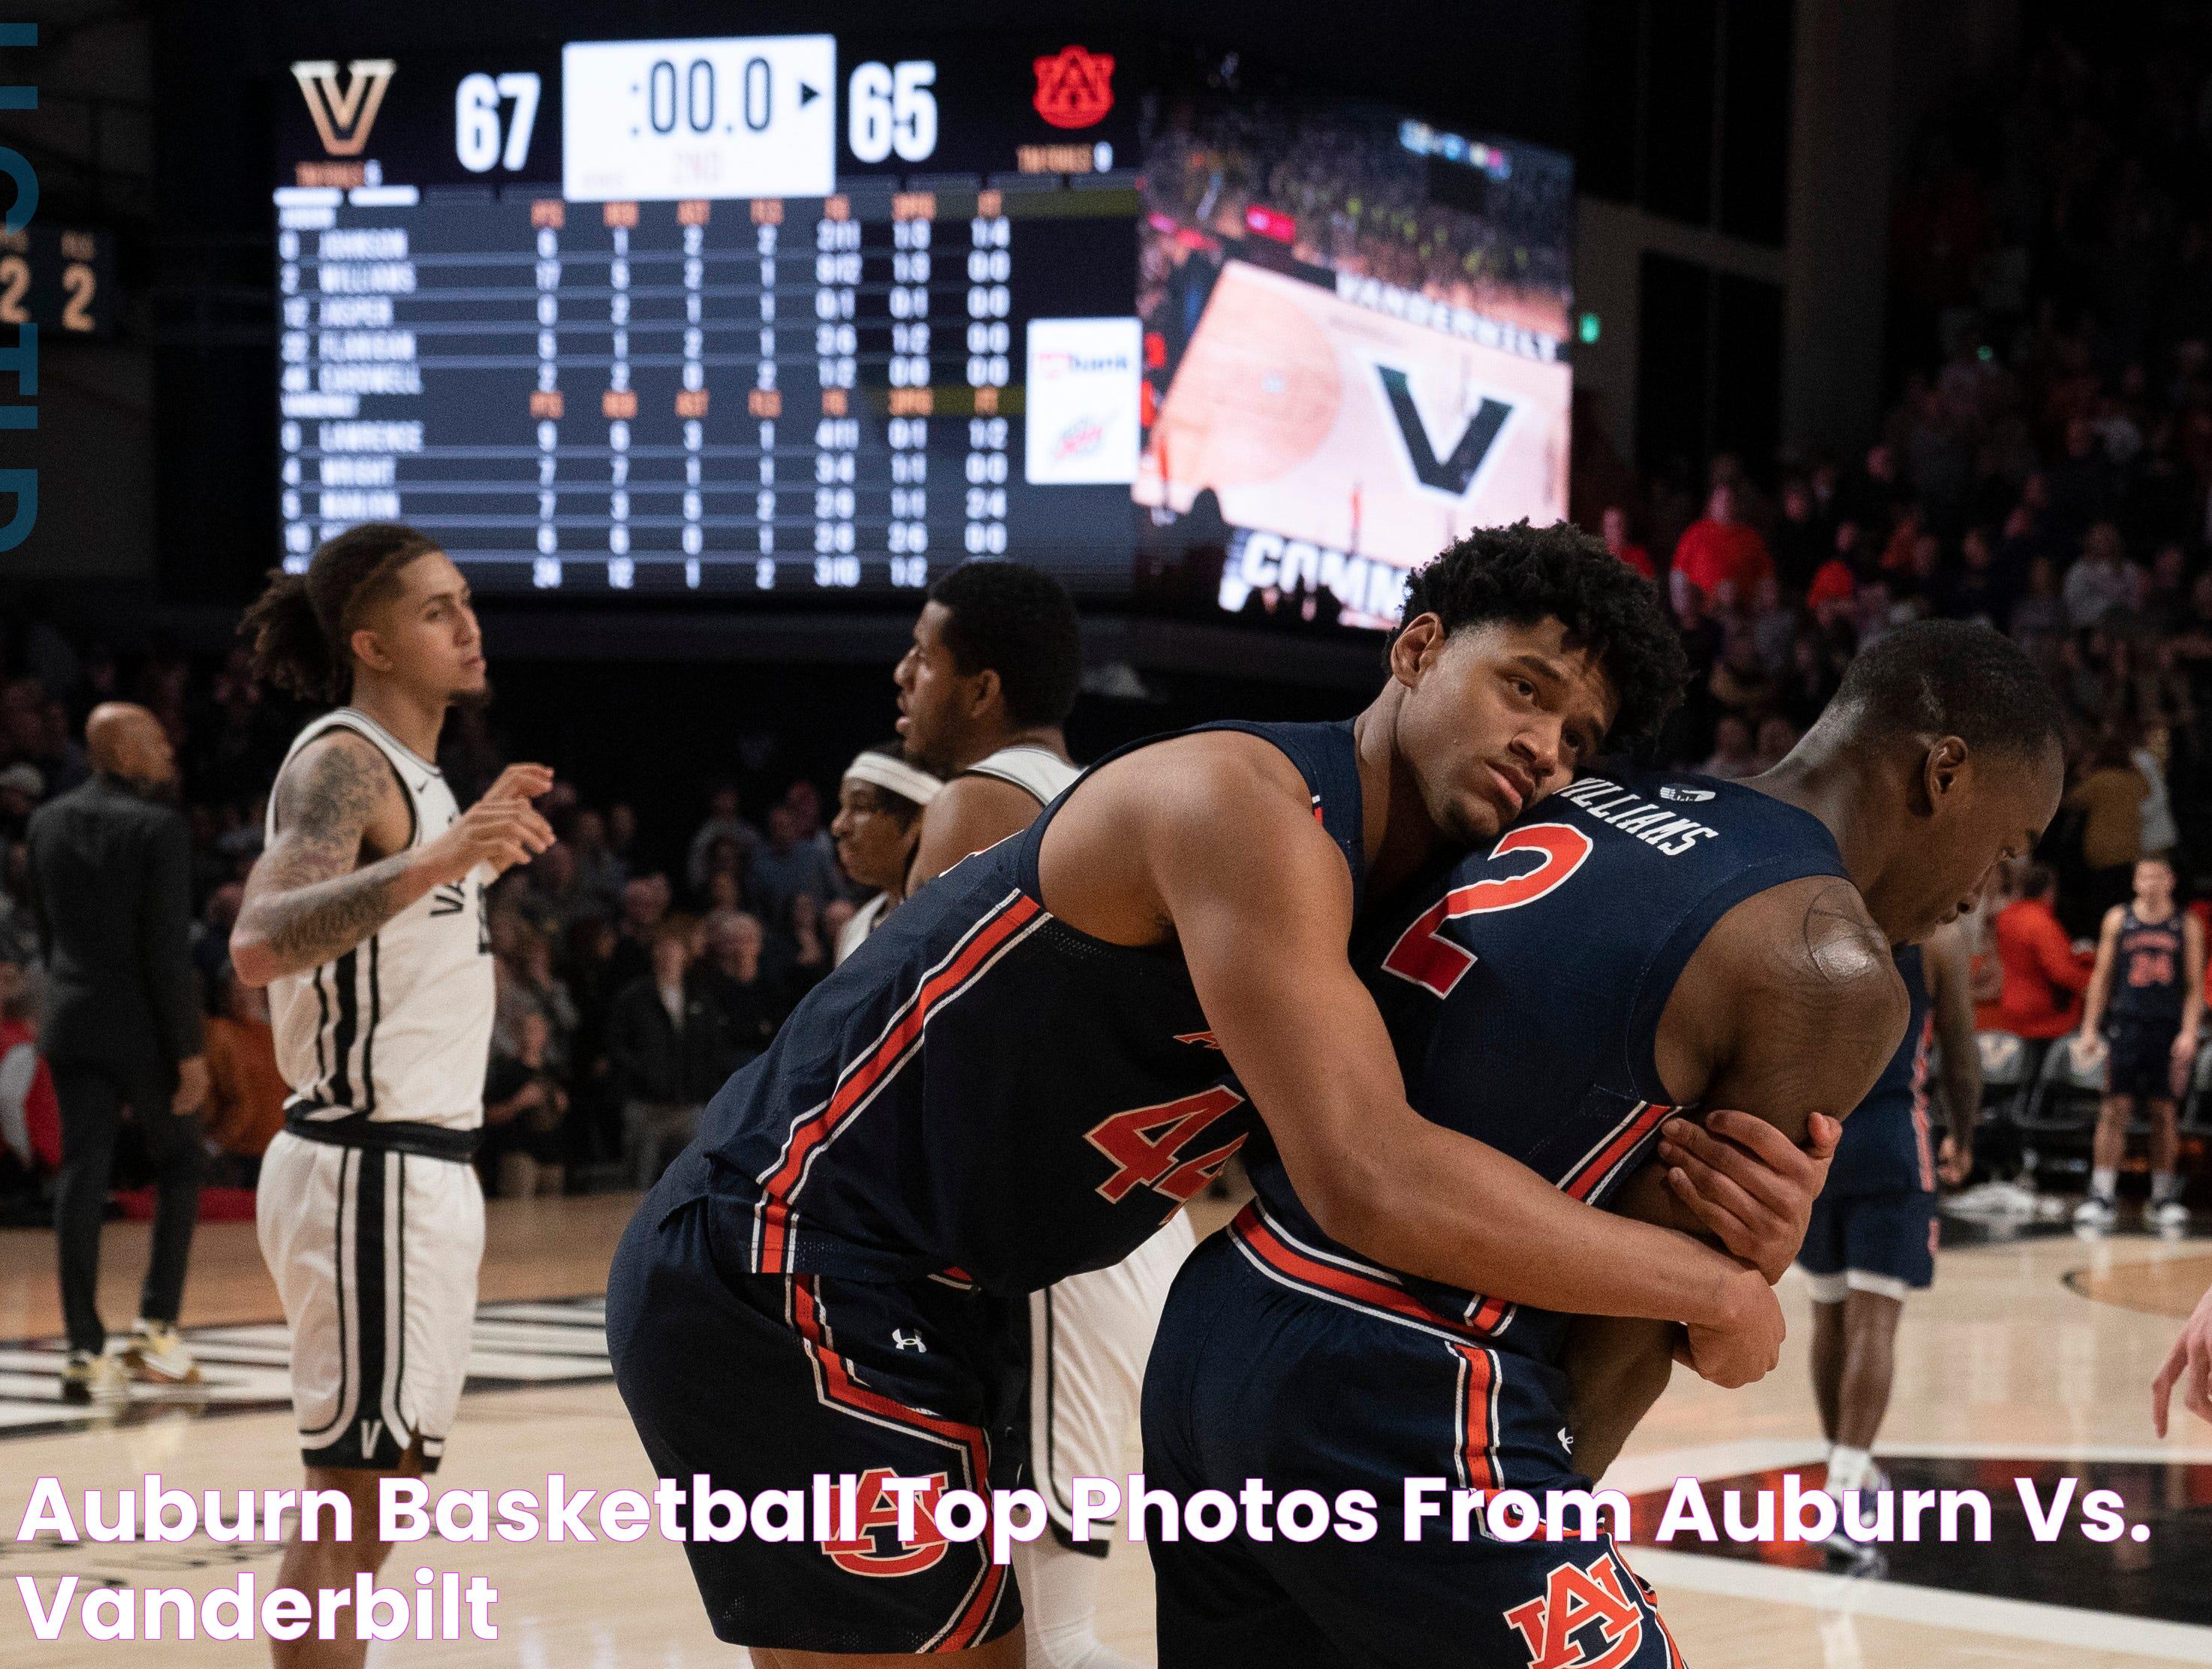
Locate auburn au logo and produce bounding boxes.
[1032,46,1114,129]
[820,1469,951,1577]
[1502,1553,1647,1669]
[292,59,397,157]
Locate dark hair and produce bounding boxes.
[240,522,442,703]
[927,561,1082,728]
[1393,520,1687,753]
[1828,619,2065,761]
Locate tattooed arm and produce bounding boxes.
[231,735,553,988]
[1558,876,1908,1481]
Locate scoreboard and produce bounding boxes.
[275,36,1140,597]
[274,35,1576,625]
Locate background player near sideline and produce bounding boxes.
[231,523,553,1669]
[1800,920,1980,1570]
[608,524,1833,1668]
[2072,854,2204,1228]
[895,560,1186,1669]
[1144,622,2063,1667]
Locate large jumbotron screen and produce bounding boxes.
[273,38,1572,625]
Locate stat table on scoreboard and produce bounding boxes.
[280,185,1098,594]
[275,35,1140,596]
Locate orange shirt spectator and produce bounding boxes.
[1670,483,1771,610]
[1976,872,2094,1038]
[202,983,288,1158]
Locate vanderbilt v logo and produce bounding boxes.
[292,59,397,157]
[1376,366,1512,496]
[358,1417,384,1455]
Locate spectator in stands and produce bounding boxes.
[0,976,57,1204]
[693,833,747,913]
[746,802,842,935]
[482,1008,569,1200]
[828,744,943,963]
[570,806,626,908]
[686,785,760,897]
[1771,477,1828,594]
[609,874,670,995]
[1752,716,1801,775]
[520,840,593,938]
[607,926,728,1190]
[1599,505,1654,582]
[199,966,285,1184]
[2063,523,2141,630]
[1670,480,1772,615]
[1701,714,1758,781]
[1980,863,2095,1040]
[0,761,40,896]
[2067,730,2152,926]
[691,908,783,1067]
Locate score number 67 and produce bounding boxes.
[848,61,938,164]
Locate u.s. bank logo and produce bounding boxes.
[291,59,396,156]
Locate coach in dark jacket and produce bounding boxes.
[606,929,727,1188]
[26,703,208,1378]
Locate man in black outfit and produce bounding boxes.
[26,701,209,1399]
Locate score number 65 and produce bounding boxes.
[848,61,937,164]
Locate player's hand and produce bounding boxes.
[417,795,554,886]
[2070,1032,2106,1074]
[2152,1279,2212,1436]
[1677,1264,1786,1388]
[1658,1109,1839,1285]
[480,763,554,806]
[171,1055,209,1116]
[1937,1132,1974,1188]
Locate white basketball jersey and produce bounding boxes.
[264,709,494,1131]
[965,744,1079,806]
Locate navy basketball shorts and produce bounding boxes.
[605,1194,1026,1655]
[2104,1017,2184,1101]
[1797,1187,1937,1301]
[1142,1209,1685,1669]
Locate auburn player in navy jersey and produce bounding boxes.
[1144,621,2065,1668]
[1798,922,1978,1571]
[2074,853,2205,1228]
[607,525,1831,1666]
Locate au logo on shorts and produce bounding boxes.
[1502,1553,1646,1669]
[821,1469,952,1577]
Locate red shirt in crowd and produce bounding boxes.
[1613,542,1656,581]
[1976,896,2094,1038]
[1671,518,1773,601]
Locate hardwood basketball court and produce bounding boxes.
[2,1194,2208,1664]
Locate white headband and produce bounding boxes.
[844,751,943,808]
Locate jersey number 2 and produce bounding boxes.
[1380,824,1592,998]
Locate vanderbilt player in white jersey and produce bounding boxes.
[231,523,553,1669]
[896,560,1188,1669]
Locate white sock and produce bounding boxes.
[1014,1533,1139,1669]
[2091,1167,2118,1202]
[2153,1171,2179,1204]
[1826,1445,1875,1498]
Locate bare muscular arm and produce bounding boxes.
[1559,878,1909,1479]
[1037,733,1786,1383]
[906,773,1050,891]
[231,737,553,988]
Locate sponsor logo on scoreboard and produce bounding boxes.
[1025,318,1141,487]
[1032,46,1114,130]
[291,59,397,158]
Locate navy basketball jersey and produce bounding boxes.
[1825,944,1936,1197]
[651,720,1366,1294]
[1239,767,1848,1364]
[2108,905,2186,1026]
